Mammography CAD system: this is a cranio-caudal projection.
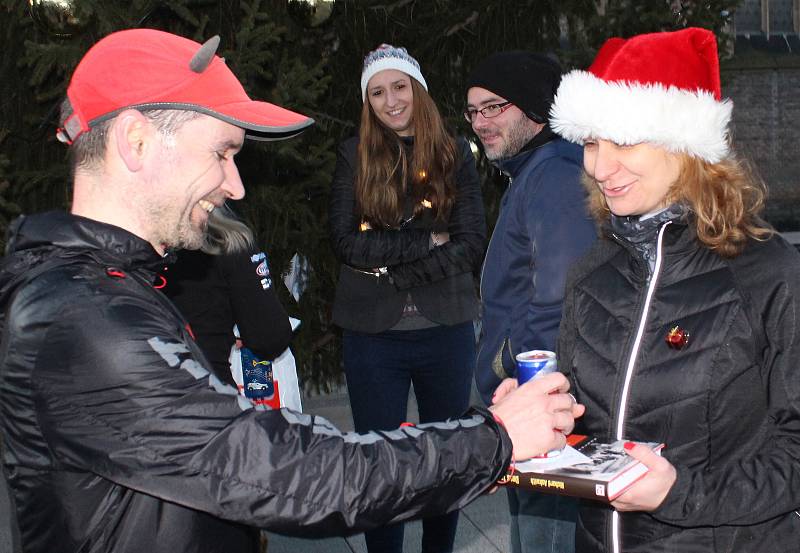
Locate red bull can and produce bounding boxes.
[515,350,557,384]
[516,349,562,458]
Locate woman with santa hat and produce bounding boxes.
[550,27,800,553]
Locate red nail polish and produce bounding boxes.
[623,441,635,451]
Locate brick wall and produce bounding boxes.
[724,66,800,230]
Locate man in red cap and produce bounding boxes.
[0,29,582,553]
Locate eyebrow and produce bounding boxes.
[370,78,409,91]
[216,139,244,152]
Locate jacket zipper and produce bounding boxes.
[611,221,671,553]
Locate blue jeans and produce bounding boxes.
[343,322,476,553]
[507,489,577,553]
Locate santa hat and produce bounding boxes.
[550,27,732,163]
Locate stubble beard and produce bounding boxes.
[145,141,208,252]
[143,195,206,252]
[174,213,206,251]
[484,115,539,162]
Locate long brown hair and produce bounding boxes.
[355,78,457,227]
[584,151,773,257]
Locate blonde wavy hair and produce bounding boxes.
[201,204,255,256]
[584,151,774,258]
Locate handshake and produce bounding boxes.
[487,373,585,460]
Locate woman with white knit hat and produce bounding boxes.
[550,27,800,553]
[329,44,485,553]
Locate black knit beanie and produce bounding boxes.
[466,51,562,124]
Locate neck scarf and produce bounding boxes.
[610,204,688,274]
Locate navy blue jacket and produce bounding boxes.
[475,137,596,405]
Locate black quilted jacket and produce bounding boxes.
[558,220,800,553]
[0,211,511,553]
[329,136,486,333]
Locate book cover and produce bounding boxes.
[498,435,665,503]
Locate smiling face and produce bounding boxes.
[143,114,245,252]
[583,139,682,217]
[366,69,415,136]
[466,86,543,161]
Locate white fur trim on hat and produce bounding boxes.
[550,70,732,163]
[360,56,427,101]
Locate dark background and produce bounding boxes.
[4,0,793,390]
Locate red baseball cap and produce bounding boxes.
[58,28,314,144]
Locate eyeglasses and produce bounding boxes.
[463,101,513,123]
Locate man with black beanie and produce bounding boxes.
[466,52,597,553]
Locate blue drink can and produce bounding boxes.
[516,350,557,384]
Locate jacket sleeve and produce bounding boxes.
[221,251,292,360]
[652,243,800,527]
[505,158,596,371]
[388,138,487,290]
[33,289,512,537]
[329,139,432,269]
[556,261,592,436]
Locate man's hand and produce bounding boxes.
[488,373,584,460]
[611,443,676,512]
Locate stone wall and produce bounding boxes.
[723,65,800,230]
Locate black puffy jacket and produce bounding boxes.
[558,220,800,553]
[0,211,512,553]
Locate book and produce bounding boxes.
[498,435,665,503]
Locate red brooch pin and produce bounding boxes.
[665,325,690,350]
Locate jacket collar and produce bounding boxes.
[6,211,168,275]
[494,126,557,178]
[602,214,698,280]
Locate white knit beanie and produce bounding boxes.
[360,44,428,101]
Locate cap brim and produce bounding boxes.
[88,100,314,142]
[208,99,314,141]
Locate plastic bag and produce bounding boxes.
[229,318,302,411]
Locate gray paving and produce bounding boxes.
[266,490,510,553]
[265,386,512,553]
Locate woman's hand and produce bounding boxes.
[611,443,677,512]
[491,377,518,405]
[430,231,450,247]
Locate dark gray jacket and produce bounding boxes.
[559,220,800,553]
[329,136,485,333]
